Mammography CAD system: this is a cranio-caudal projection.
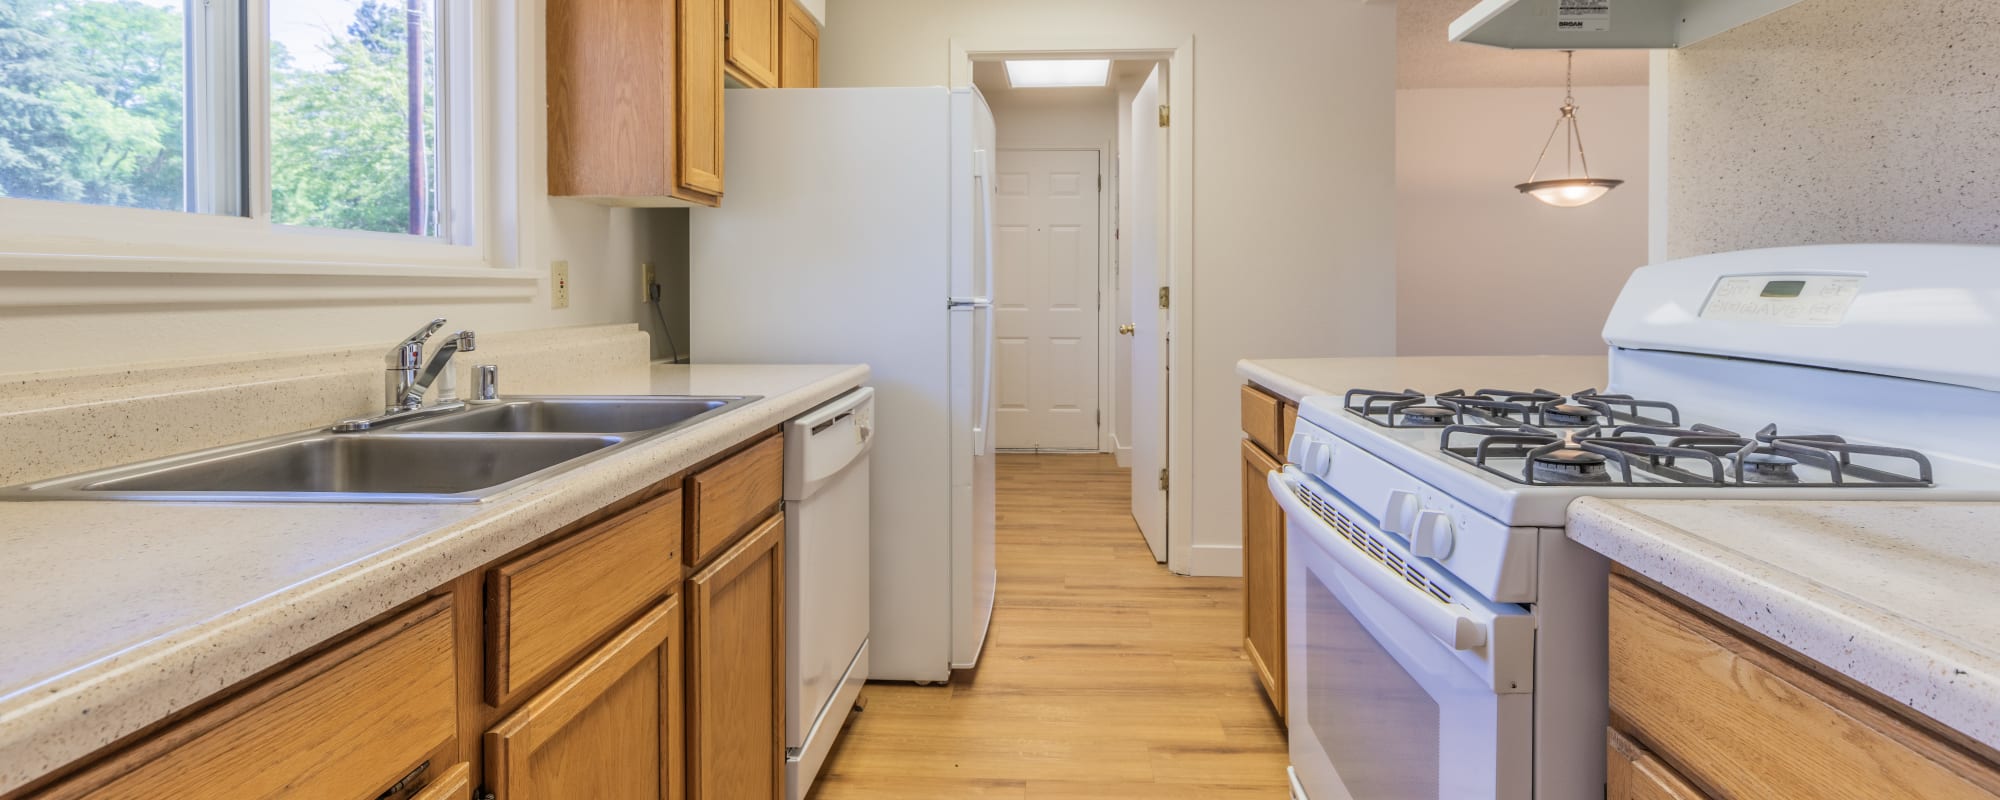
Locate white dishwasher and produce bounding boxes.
[784,386,874,800]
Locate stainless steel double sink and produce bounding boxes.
[0,396,758,504]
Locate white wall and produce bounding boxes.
[0,0,669,377]
[1396,86,1649,356]
[821,0,1398,574]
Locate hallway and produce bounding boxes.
[808,453,1292,799]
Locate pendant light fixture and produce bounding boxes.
[1515,50,1623,208]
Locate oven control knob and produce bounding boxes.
[1302,441,1334,476]
[1412,510,1456,560]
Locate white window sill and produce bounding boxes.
[0,253,541,308]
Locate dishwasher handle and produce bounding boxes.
[785,387,876,500]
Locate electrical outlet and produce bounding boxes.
[640,262,657,300]
[550,260,571,309]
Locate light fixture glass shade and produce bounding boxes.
[1517,178,1624,208]
[1004,59,1111,88]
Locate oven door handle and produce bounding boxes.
[1269,468,1488,651]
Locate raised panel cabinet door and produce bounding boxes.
[777,0,818,88]
[687,513,785,800]
[485,598,685,800]
[1241,439,1285,721]
[724,0,780,88]
[1606,728,1709,800]
[410,763,474,800]
[679,0,727,198]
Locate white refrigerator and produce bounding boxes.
[690,87,999,683]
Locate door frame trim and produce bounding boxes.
[950,36,1197,575]
[992,145,1111,456]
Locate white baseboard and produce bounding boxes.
[1188,543,1243,578]
[1114,444,1132,467]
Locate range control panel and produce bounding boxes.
[1699,274,1864,326]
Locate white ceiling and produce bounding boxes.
[973,58,1159,101]
[1398,0,1649,89]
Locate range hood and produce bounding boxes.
[1449,0,1804,50]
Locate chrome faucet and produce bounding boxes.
[402,330,477,410]
[337,319,478,433]
[385,318,446,413]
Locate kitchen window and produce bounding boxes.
[0,0,500,283]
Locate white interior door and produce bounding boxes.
[993,149,1103,451]
[1127,67,1168,561]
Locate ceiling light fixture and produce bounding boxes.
[1004,59,1111,89]
[1516,50,1623,208]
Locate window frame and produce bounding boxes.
[0,0,532,303]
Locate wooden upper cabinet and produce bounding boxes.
[778,0,819,88]
[686,513,785,800]
[547,0,722,206]
[680,0,727,198]
[35,598,457,800]
[724,0,781,88]
[486,597,685,800]
[1240,438,1285,722]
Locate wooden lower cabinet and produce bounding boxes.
[1606,728,1707,800]
[1608,572,2000,800]
[28,597,456,800]
[686,513,786,800]
[486,597,685,800]
[1240,438,1286,721]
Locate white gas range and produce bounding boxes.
[1272,244,2000,800]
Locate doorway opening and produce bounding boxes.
[956,40,1190,571]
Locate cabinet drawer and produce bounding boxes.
[1241,384,1285,457]
[412,762,473,800]
[489,489,684,704]
[1281,401,1298,449]
[1606,727,1707,800]
[40,598,456,800]
[1609,575,2000,800]
[688,433,784,566]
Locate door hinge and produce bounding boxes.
[724,20,731,38]
[1158,468,1169,491]
[1098,175,1103,190]
[1096,409,1101,426]
[1158,286,1170,309]
[1158,104,1170,128]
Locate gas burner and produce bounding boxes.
[1738,451,1802,484]
[1531,448,1612,483]
[1541,403,1602,426]
[1400,405,1457,426]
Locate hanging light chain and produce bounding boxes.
[1524,50,1596,183]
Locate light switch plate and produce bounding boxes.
[551,260,570,309]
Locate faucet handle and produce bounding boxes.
[401,318,448,348]
[472,364,500,403]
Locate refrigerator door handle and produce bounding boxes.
[970,159,998,457]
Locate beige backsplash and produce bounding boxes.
[0,324,652,487]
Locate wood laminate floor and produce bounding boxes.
[808,453,1291,799]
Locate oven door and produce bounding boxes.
[1269,467,1534,800]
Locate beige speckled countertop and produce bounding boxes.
[0,362,866,794]
[1236,355,1609,403]
[1569,498,2000,752]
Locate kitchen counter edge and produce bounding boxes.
[0,362,868,795]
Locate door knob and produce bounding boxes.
[1118,324,1136,335]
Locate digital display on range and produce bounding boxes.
[1760,280,1808,298]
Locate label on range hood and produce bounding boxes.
[1557,0,1610,32]
[1700,274,1864,326]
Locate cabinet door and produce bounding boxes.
[1241,439,1285,721]
[778,0,818,88]
[678,0,727,198]
[724,0,781,88]
[1606,728,1709,800]
[486,598,685,800]
[687,513,785,800]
